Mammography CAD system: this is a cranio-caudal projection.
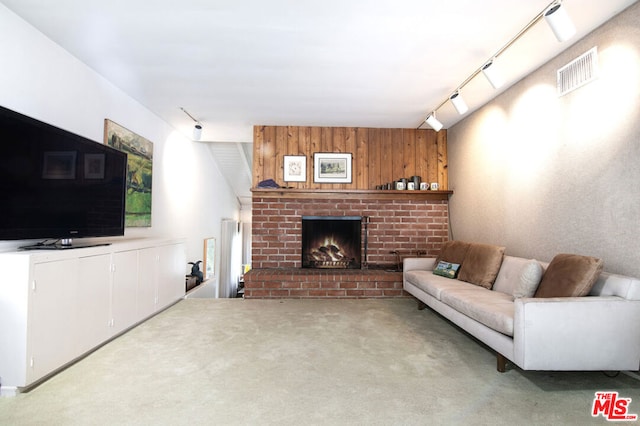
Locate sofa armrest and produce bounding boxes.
[403,257,436,273]
[513,296,640,371]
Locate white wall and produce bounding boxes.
[447,3,640,277]
[0,4,240,282]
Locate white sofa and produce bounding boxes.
[403,254,640,372]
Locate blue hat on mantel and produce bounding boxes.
[257,179,280,188]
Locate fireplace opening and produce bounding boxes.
[302,216,362,269]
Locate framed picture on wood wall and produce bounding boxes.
[283,155,306,182]
[314,152,352,183]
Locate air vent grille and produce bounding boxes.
[557,47,598,96]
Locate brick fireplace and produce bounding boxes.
[244,189,450,299]
[302,215,362,269]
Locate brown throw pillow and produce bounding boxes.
[534,253,604,298]
[457,243,505,289]
[434,241,471,267]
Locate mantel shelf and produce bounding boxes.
[251,188,453,200]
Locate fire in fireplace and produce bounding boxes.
[301,216,362,269]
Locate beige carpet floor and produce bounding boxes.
[0,298,638,425]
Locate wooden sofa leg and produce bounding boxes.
[417,301,427,310]
[497,353,507,373]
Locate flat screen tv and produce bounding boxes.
[0,105,127,249]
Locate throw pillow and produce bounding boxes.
[457,243,505,289]
[512,259,543,299]
[434,241,470,267]
[534,253,603,298]
[433,261,461,279]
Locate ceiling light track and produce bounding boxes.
[180,107,203,141]
[419,0,576,131]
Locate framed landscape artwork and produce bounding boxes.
[313,152,352,183]
[104,119,153,227]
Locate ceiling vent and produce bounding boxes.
[557,47,598,96]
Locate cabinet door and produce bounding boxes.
[29,259,79,384]
[76,254,111,353]
[137,247,158,319]
[111,250,139,334]
[156,243,186,309]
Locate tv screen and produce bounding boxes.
[0,105,127,247]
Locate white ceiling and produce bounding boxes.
[2,0,637,204]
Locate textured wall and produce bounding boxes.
[447,3,640,277]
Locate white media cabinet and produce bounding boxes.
[0,238,186,396]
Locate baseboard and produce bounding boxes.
[622,370,640,381]
[0,385,19,397]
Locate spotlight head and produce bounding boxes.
[450,91,468,115]
[482,61,504,89]
[193,123,202,141]
[425,113,443,132]
[544,3,576,42]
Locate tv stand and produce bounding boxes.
[0,238,186,396]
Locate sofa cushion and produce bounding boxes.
[404,270,464,300]
[493,256,535,295]
[457,243,505,289]
[434,241,470,267]
[440,285,515,336]
[513,259,544,299]
[534,253,604,298]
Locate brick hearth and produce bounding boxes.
[247,190,450,299]
[243,268,404,298]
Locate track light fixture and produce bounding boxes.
[193,123,203,141]
[544,2,576,42]
[180,106,203,141]
[418,0,575,131]
[481,60,504,89]
[425,113,443,132]
[450,91,468,115]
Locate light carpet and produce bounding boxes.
[0,298,638,425]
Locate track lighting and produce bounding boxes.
[544,2,576,42]
[418,0,576,131]
[180,106,204,141]
[481,60,504,89]
[425,113,443,132]
[193,123,203,141]
[450,92,468,115]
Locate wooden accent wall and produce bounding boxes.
[253,126,448,190]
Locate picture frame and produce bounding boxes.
[84,153,105,179]
[203,237,216,280]
[104,119,154,227]
[313,152,352,183]
[42,151,77,180]
[283,155,306,182]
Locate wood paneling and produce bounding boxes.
[252,125,448,190]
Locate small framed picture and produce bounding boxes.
[283,155,306,182]
[313,153,352,183]
[84,154,105,179]
[42,151,77,179]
